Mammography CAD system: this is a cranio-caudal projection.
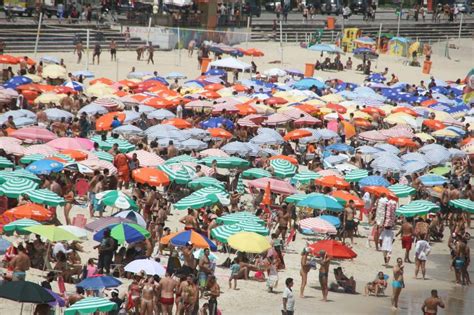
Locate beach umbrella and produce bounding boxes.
[308,240,357,259]
[269,159,297,178]
[344,169,369,182]
[216,212,264,225]
[44,108,74,121]
[358,175,390,187]
[77,275,122,290]
[157,164,193,184]
[388,184,416,197]
[285,193,319,204]
[113,210,146,227]
[148,109,176,120]
[200,117,234,129]
[237,220,270,235]
[242,168,271,179]
[315,175,349,189]
[0,281,55,307]
[44,288,65,307]
[299,217,337,234]
[166,155,198,164]
[125,258,166,276]
[85,217,134,232]
[26,159,64,175]
[396,200,440,217]
[24,189,65,207]
[95,190,138,210]
[292,170,322,184]
[91,151,114,162]
[210,224,243,243]
[449,199,474,213]
[199,156,249,168]
[188,177,224,190]
[319,215,341,228]
[228,231,271,253]
[173,194,218,210]
[91,136,135,153]
[429,166,451,176]
[3,218,40,235]
[3,76,32,89]
[3,203,52,221]
[24,225,79,241]
[161,230,217,250]
[330,190,364,208]
[247,177,297,195]
[47,137,94,151]
[419,174,448,186]
[0,169,39,183]
[308,43,343,53]
[64,297,117,315]
[78,103,108,115]
[132,167,170,186]
[221,141,252,156]
[353,47,379,59]
[0,178,38,198]
[20,154,46,164]
[126,150,164,167]
[0,156,13,168]
[57,225,88,239]
[0,237,12,255]
[297,194,344,211]
[93,223,150,244]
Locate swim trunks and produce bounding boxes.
[401,235,413,250]
[160,297,174,305]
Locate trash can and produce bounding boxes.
[422,60,432,74]
[326,17,335,30]
[305,63,315,78]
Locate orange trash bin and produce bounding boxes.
[305,63,315,78]
[326,17,335,30]
[422,60,432,74]
[201,57,212,73]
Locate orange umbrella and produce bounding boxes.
[264,97,287,106]
[144,97,173,109]
[90,77,114,85]
[353,118,372,128]
[421,99,438,107]
[388,137,419,147]
[392,107,418,116]
[162,118,192,129]
[283,129,312,141]
[132,167,170,186]
[315,175,350,189]
[118,79,138,89]
[96,112,126,131]
[341,121,356,139]
[294,104,319,114]
[208,128,233,139]
[235,103,257,115]
[59,149,88,161]
[0,54,19,64]
[4,203,52,221]
[54,86,77,94]
[330,190,364,208]
[326,103,347,114]
[361,106,385,116]
[204,83,225,91]
[268,155,298,165]
[16,83,42,92]
[422,119,446,131]
[460,137,473,146]
[114,90,128,97]
[18,57,36,65]
[129,94,150,103]
[232,84,247,92]
[200,90,221,99]
[363,186,398,200]
[245,48,264,57]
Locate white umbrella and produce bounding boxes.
[58,225,88,239]
[124,259,166,276]
[113,210,146,227]
[264,68,286,77]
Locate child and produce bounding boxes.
[229,258,241,289]
[266,257,279,292]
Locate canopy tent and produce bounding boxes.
[208,57,252,72]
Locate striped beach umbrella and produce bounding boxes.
[238,220,270,235]
[388,184,416,198]
[95,190,138,210]
[193,186,228,198]
[3,218,40,235]
[344,169,369,182]
[0,178,38,198]
[199,156,250,168]
[93,151,114,162]
[236,176,245,194]
[292,170,322,184]
[211,224,243,243]
[242,168,271,179]
[157,164,194,185]
[216,212,264,225]
[165,154,198,164]
[50,153,75,164]
[20,154,46,164]
[449,199,474,213]
[270,159,297,178]
[188,177,224,190]
[299,217,337,234]
[396,200,440,217]
[173,194,217,210]
[10,169,41,182]
[25,189,65,207]
[91,136,136,153]
[0,156,14,168]
[64,297,117,315]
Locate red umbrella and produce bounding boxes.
[264,97,288,106]
[392,107,418,117]
[422,119,446,131]
[387,137,419,148]
[326,103,347,114]
[308,240,357,259]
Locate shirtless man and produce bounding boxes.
[9,244,30,281]
[74,41,84,64]
[343,200,356,245]
[397,217,414,263]
[391,257,405,310]
[181,274,199,315]
[181,242,196,276]
[275,204,290,243]
[143,186,156,222]
[159,271,178,315]
[180,209,198,230]
[198,249,212,296]
[318,250,331,302]
[299,248,311,298]
[68,287,85,305]
[155,205,167,241]
[422,289,445,315]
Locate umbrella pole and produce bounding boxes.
[20,302,24,315]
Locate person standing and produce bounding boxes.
[159,271,178,315]
[124,26,131,48]
[391,257,404,310]
[9,244,30,281]
[380,226,395,266]
[206,275,220,315]
[397,217,414,263]
[74,41,84,64]
[282,277,295,315]
[110,39,117,61]
[147,43,155,65]
[94,228,115,275]
[299,248,311,298]
[422,289,444,314]
[92,43,101,65]
[415,234,431,280]
[343,200,356,245]
[318,250,331,302]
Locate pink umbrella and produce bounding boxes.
[24,144,58,156]
[280,108,308,119]
[211,103,239,114]
[126,150,165,167]
[380,125,414,138]
[199,149,229,158]
[81,159,117,174]
[186,100,213,109]
[327,120,338,132]
[2,142,25,155]
[47,137,94,150]
[11,126,58,143]
[0,87,19,98]
[0,137,22,146]
[237,114,264,127]
[358,130,388,142]
[247,178,297,195]
[294,115,321,127]
[263,113,293,126]
[299,217,337,234]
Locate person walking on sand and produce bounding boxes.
[318,250,331,302]
[391,257,404,310]
[415,234,431,280]
[110,39,117,61]
[397,217,414,263]
[282,277,295,315]
[422,289,444,315]
[74,41,84,64]
[92,43,101,65]
[147,43,155,65]
[159,271,178,315]
[343,200,356,245]
[299,248,312,298]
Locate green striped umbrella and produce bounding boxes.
[216,212,264,225]
[25,189,65,207]
[449,199,474,213]
[238,220,270,235]
[211,224,243,243]
[292,170,322,184]
[0,170,40,183]
[93,151,114,162]
[188,177,224,190]
[157,164,174,178]
[0,156,14,168]
[345,169,369,182]
[388,184,416,198]
[165,154,198,164]
[65,297,117,315]
[20,154,46,164]
[242,168,272,179]
[396,200,440,217]
[193,186,228,198]
[105,223,150,244]
[0,178,38,198]
[174,194,217,210]
[269,159,297,178]
[199,156,250,168]
[3,218,40,235]
[91,136,135,153]
[158,164,195,185]
[285,192,319,203]
[236,176,245,194]
[95,190,138,210]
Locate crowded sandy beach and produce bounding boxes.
[0,15,473,315]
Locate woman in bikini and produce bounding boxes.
[299,248,312,298]
[140,277,155,315]
[128,276,142,313]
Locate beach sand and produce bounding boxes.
[1,38,473,314]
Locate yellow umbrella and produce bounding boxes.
[253,104,275,114]
[34,93,66,105]
[345,110,372,120]
[24,225,79,241]
[428,110,461,124]
[227,231,271,253]
[414,132,435,142]
[42,64,67,79]
[432,129,460,139]
[305,99,325,106]
[24,74,42,83]
[379,105,396,114]
[85,83,116,97]
[321,93,344,103]
[384,112,417,127]
[217,88,233,97]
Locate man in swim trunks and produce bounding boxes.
[422,289,445,315]
[275,204,291,243]
[391,257,405,310]
[180,209,198,230]
[9,244,30,281]
[397,217,414,263]
[159,270,178,315]
[318,250,331,302]
[343,200,356,245]
[181,242,196,276]
[198,248,212,297]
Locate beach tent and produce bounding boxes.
[388,37,410,57]
[208,57,252,72]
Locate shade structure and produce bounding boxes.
[113,210,146,227]
[3,203,52,221]
[47,137,94,150]
[132,167,170,186]
[158,164,194,185]
[363,186,398,200]
[319,215,341,228]
[227,231,271,253]
[93,223,150,244]
[124,258,166,276]
[0,177,38,198]
[24,225,79,241]
[299,217,337,234]
[284,129,312,141]
[237,220,270,235]
[57,225,88,239]
[91,136,135,153]
[20,154,46,164]
[0,280,55,304]
[192,186,229,198]
[64,297,117,315]
[449,199,474,213]
[297,194,344,211]
[0,169,40,183]
[242,168,272,179]
[126,150,164,167]
[26,159,64,175]
[3,218,40,235]
[210,224,243,243]
[188,176,224,190]
[77,275,122,290]
[160,230,217,250]
[396,200,440,217]
[24,189,65,207]
[216,212,265,225]
[358,175,390,187]
[95,190,138,210]
[269,159,297,178]
[199,156,249,168]
[92,151,114,162]
[165,154,198,164]
[315,175,350,189]
[308,240,357,259]
[388,184,416,197]
[85,217,134,232]
[292,170,322,184]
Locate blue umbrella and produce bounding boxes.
[62,81,84,91]
[183,80,205,87]
[326,143,355,153]
[200,117,234,129]
[359,176,390,187]
[77,275,122,290]
[250,133,284,145]
[169,230,217,251]
[40,56,61,64]
[293,78,326,90]
[3,76,32,89]
[145,76,169,85]
[72,70,95,78]
[353,47,379,60]
[419,174,448,186]
[297,194,343,211]
[285,69,304,77]
[357,145,381,154]
[319,215,341,228]
[221,141,252,156]
[0,237,11,255]
[402,160,429,175]
[165,72,187,79]
[366,73,385,83]
[204,68,226,76]
[308,44,343,53]
[26,159,64,175]
[46,289,65,307]
[374,143,400,155]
